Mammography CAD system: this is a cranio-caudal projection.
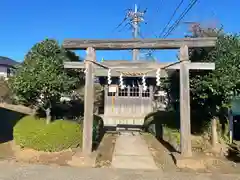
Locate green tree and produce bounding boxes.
[164,26,221,112]
[73,82,104,113]
[192,34,240,136]
[9,39,79,124]
[164,25,240,139]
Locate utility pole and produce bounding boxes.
[127,4,145,61]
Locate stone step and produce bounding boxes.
[103,117,145,126]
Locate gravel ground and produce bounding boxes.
[0,161,240,180]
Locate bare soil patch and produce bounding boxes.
[0,141,86,167]
[11,141,75,166]
[0,141,15,160]
[143,132,240,174]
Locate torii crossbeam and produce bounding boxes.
[63,37,217,157]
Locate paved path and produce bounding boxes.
[111,131,158,170]
[0,161,240,180]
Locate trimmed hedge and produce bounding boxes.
[13,116,82,152]
[92,115,104,144]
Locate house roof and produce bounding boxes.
[0,56,19,67]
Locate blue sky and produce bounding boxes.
[0,0,239,62]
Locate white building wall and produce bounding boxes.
[0,66,8,78]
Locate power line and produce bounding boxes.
[163,0,198,38]
[158,0,184,38]
[118,22,131,32]
[112,17,128,32]
[145,0,198,58]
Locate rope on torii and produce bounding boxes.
[142,74,147,91]
[107,69,112,85]
[119,73,126,89]
[107,68,126,89]
[82,59,179,87]
[107,67,126,89]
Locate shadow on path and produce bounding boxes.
[143,110,180,153]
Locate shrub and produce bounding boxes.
[13,116,82,152]
[93,115,104,144]
[163,126,180,145]
[77,115,104,145]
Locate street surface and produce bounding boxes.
[0,161,239,180]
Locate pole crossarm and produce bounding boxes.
[62,37,217,50]
[64,61,215,77]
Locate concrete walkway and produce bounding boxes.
[0,161,239,180]
[111,131,158,170]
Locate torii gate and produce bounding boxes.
[63,38,217,157]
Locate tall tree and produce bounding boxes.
[164,24,240,139]
[192,34,240,126]
[9,39,79,123]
